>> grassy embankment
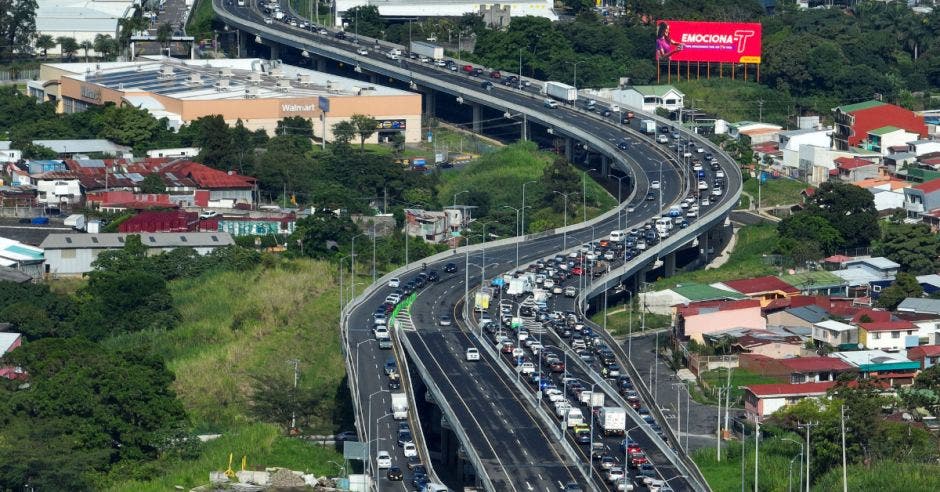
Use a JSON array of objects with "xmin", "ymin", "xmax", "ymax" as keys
[
  {"xmin": 743, "ymin": 176, "xmax": 808, "ymax": 208},
  {"xmin": 437, "ymin": 141, "xmax": 616, "ymax": 234},
  {"xmin": 105, "ymin": 260, "xmax": 348, "ymax": 490},
  {"xmin": 652, "ymin": 223, "xmax": 780, "ymax": 290}
]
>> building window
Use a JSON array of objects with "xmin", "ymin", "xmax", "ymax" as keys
[
  {"xmin": 873, "ymin": 332, "xmax": 881, "ymax": 340},
  {"xmin": 892, "ymin": 331, "xmax": 901, "ymax": 339},
  {"xmin": 872, "ymin": 285, "xmax": 882, "ymax": 292},
  {"xmin": 61, "ymin": 249, "xmax": 76, "ymax": 259},
  {"xmin": 791, "ymin": 374, "xmax": 806, "ymax": 384}
]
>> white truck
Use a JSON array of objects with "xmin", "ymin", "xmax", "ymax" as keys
[
  {"xmin": 64, "ymin": 214, "xmax": 86, "ymax": 231},
  {"xmin": 566, "ymin": 408, "xmax": 585, "ymax": 427},
  {"xmin": 506, "ymin": 277, "xmax": 531, "ymax": 297},
  {"xmin": 410, "ymin": 41, "xmax": 444, "ymax": 61},
  {"xmin": 391, "ymin": 393, "xmax": 409, "ymax": 420},
  {"xmin": 579, "ymin": 390, "xmax": 605, "ymax": 408},
  {"xmin": 543, "ymin": 81, "xmax": 578, "ymax": 104},
  {"xmin": 640, "ymin": 119, "xmax": 656, "ymax": 134},
  {"xmin": 597, "ymin": 406, "xmax": 627, "ymax": 436}
]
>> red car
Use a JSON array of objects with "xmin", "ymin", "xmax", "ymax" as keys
[
  {"xmin": 490, "ymin": 70, "xmax": 501, "ymax": 79},
  {"xmin": 462, "ymin": 64, "xmax": 474, "ymax": 73},
  {"xmin": 626, "ymin": 442, "xmax": 642, "ymax": 454},
  {"xmin": 571, "ymin": 266, "xmax": 584, "ymax": 276},
  {"xmin": 629, "ymin": 452, "xmax": 648, "ymax": 468}
]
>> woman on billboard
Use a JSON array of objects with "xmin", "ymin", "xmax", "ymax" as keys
[{"xmin": 656, "ymin": 22, "xmax": 683, "ymax": 60}]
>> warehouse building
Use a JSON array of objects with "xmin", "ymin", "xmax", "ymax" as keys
[
  {"xmin": 31, "ymin": 57, "xmax": 422, "ymax": 142},
  {"xmin": 33, "ymin": 0, "xmax": 134, "ymax": 57}
]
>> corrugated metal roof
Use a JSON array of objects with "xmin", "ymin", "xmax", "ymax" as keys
[
  {"xmin": 897, "ymin": 297, "xmax": 940, "ymax": 315},
  {"xmin": 40, "ymin": 232, "xmax": 234, "ymax": 250}
]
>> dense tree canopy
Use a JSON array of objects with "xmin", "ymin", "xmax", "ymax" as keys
[
  {"xmin": 803, "ymin": 181, "xmax": 880, "ymax": 249},
  {"xmin": 877, "ymin": 222, "xmax": 940, "ymax": 275}
]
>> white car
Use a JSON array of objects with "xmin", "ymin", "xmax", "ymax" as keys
[
  {"xmin": 263, "ymin": 17, "xmax": 273, "ymax": 24},
  {"xmin": 402, "ymin": 442, "xmax": 417, "ymax": 458},
  {"xmin": 388, "ymin": 277, "xmax": 400, "ymax": 288},
  {"xmin": 650, "ymin": 180, "xmax": 661, "ymax": 190},
  {"xmin": 552, "ymin": 285, "xmax": 564, "ymax": 295},
  {"xmin": 376, "ymin": 451, "xmax": 392, "ymax": 469},
  {"xmin": 543, "ymin": 279, "xmax": 555, "ymax": 289},
  {"xmin": 385, "ymin": 51, "xmax": 400, "ymax": 60},
  {"xmin": 692, "ymin": 162, "xmax": 703, "ymax": 172},
  {"xmin": 698, "ymin": 180, "xmax": 708, "ymax": 190},
  {"xmin": 696, "ymin": 146, "xmax": 705, "ymax": 153},
  {"xmin": 607, "ymin": 466, "xmax": 625, "ymax": 483},
  {"xmin": 518, "ymin": 362, "xmax": 535, "ymax": 374},
  {"xmin": 711, "ymin": 186, "xmax": 723, "ymax": 197},
  {"xmin": 716, "ymin": 169, "xmax": 726, "ymax": 178},
  {"xmin": 700, "ymin": 197, "xmax": 711, "ymax": 206},
  {"xmin": 466, "ymin": 347, "xmax": 480, "ymax": 361},
  {"xmin": 683, "ymin": 150, "xmax": 693, "ymax": 158},
  {"xmin": 356, "ymin": 47, "xmax": 369, "ymax": 55},
  {"xmin": 603, "ymin": 251, "xmax": 615, "ymax": 260},
  {"xmin": 435, "ymin": 59, "xmax": 446, "ymax": 66},
  {"xmin": 374, "ymin": 326, "xmax": 389, "ymax": 339}
]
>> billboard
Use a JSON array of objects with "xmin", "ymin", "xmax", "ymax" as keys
[{"xmin": 655, "ymin": 20, "xmax": 762, "ymax": 64}]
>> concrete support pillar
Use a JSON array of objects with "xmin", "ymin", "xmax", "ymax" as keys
[
  {"xmin": 472, "ymin": 103, "xmax": 482, "ymax": 133},
  {"xmin": 564, "ymin": 137, "xmax": 573, "ymax": 161},
  {"xmin": 423, "ymin": 90, "xmax": 436, "ymax": 117},
  {"xmin": 237, "ymin": 31, "xmax": 246, "ymax": 57},
  {"xmin": 521, "ymin": 113, "xmax": 528, "ymax": 141},
  {"xmin": 268, "ymin": 43, "xmax": 280, "ymax": 60},
  {"xmin": 315, "ymin": 56, "xmax": 326, "ymax": 71},
  {"xmin": 664, "ymin": 252, "xmax": 676, "ymax": 278},
  {"xmin": 130, "ymin": 41, "xmax": 136, "ymax": 60},
  {"xmin": 601, "ymin": 155, "xmax": 610, "ymax": 177},
  {"xmin": 189, "ymin": 42, "xmax": 195, "ymax": 60},
  {"xmin": 369, "ymin": 73, "xmax": 378, "ymax": 84}
]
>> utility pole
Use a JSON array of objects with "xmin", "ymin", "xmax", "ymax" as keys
[
  {"xmin": 754, "ymin": 419, "xmax": 760, "ymax": 492},
  {"xmin": 288, "ymin": 358, "xmax": 300, "ymax": 432},
  {"xmin": 757, "ymin": 98, "xmax": 764, "ymax": 122},
  {"xmin": 841, "ymin": 405, "xmax": 847, "ymax": 492},
  {"xmin": 716, "ymin": 387, "xmax": 722, "ymax": 462},
  {"xmin": 799, "ymin": 421, "xmax": 817, "ymax": 492}
]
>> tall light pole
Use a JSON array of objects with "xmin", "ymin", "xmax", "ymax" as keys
[
  {"xmin": 371, "ymin": 222, "xmax": 377, "ymax": 284},
  {"xmin": 503, "ymin": 205, "xmax": 526, "ymax": 270},
  {"xmin": 582, "ymin": 168, "xmax": 597, "ymax": 223},
  {"xmin": 366, "ymin": 390, "xmax": 389, "ymax": 489},
  {"xmin": 452, "ymin": 189, "xmax": 469, "ymax": 249},
  {"xmin": 288, "ymin": 358, "xmax": 300, "ymax": 432},
  {"xmin": 521, "ymin": 180, "xmax": 536, "ymax": 235},
  {"xmin": 565, "ymin": 60, "xmax": 585, "ymax": 92},
  {"xmin": 553, "ymin": 190, "xmax": 578, "ymax": 251},
  {"xmin": 782, "ymin": 438, "xmax": 804, "ymax": 492},
  {"xmin": 608, "ymin": 174, "xmax": 628, "ymax": 230},
  {"xmin": 350, "ymin": 233, "xmax": 365, "ymax": 298}
]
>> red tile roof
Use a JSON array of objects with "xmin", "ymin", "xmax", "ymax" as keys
[
  {"xmin": 907, "ymin": 345, "xmax": 940, "ymax": 360},
  {"xmin": 851, "ymin": 308, "xmax": 892, "ymax": 324},
  {"xmin": 723, "ymin": 276, "xmax": 801, "ymax": 296},
  {"xmin": 778, "ymin": 357, "xmax": 853, "ymax": 373},
  {"xmin": 835, "ymin": 157, "xmax": 875, "ymax": 170},
  {"xmin": 676, "ymin": 298, "xmax": 762, "ymax": 317},
  {"xmin": 746, "ymin": 381, "xmax": 837, "ymax": 397},
  {"xmin": 824, "ymin": 254, "xmax": 853, "ymax": 263},
  {"xmin": 860, "ymin": 320, "xmax": 916, "ymax": 332},
  {"xmin": 913, "ymin": 178, "xmax": 940, "ymax": 194}
]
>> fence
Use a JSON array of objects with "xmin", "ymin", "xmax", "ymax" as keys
[{"xmin": 0, "ymin": 68, "xmax": 39, "ymax": 82}]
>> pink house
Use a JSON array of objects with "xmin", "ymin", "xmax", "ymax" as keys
[
  {"xmin": 744, "ymin": 381, "xmax": 837, "ymax": 422},
  {"xmin": 0, "ymin": 332, "xmax": 23, "ymax": 379},
  {"xmin": 675, "ymin": 299, "xmax": 765, "ymax": 343}
]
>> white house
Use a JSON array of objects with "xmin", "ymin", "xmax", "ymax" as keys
[
  {"xmin": 866, "ymin": 126, "xmax": 920, "ymax": 156},
  {"xmin": 35, "ymin": 176, "xmax": 82, "ymax": 207},
  {"xmin": 869, "ymin": 188, "xmax": 906, "ymax": 213},
  {"xmin": 588, "ymin": 85, "xmax": 685, "ymax": 114},
  {"xmin": 908, "ymin": 139, "xmax": 940, "ymax": 157},
  {"xmin": 778, "ymin": 128, "xmax": 832, "ymax": 170},
  {"xmin": 730, "ymin": 121, "xmax": 784, "ymax": 145},
  {"xmin": 812, "ymin": 320, "xmax": 858, "ymax": 348},
  {"xmin": 40, "ymin": 232, "xmax": 235, "ymax": 275}
]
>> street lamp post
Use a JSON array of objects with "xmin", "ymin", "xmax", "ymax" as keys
[
  {"xmin": 502, "ymin": 205, "xmax": 527, "ymax": 271},
  {"xmin": 565, "ymin": 60, "xmax": 585, "ymax": 92},
  {"xmin": 371, "ymin": 222, "xmax": 377, "ymax": 284},
  {"xmin": 587, "ymin": 383, "xmax": 597, "ymax": 481},
  {"xmin": 366, "ymin": 391, "xmax": 389, "ymax": 488},
  {"xmin": 781, "ymin": 438, "xmax": 804, "ymax": 492},
  {"xmin": 608, "ymin": 174, "xmax": 628, "ymax": 230},
  {"xmin": 582, "ymin": 168, "xmax": 597, "ymax": 223},
  {"xmin": 553, "ymin": 190, "xmax": 577, "ymax": 251},
  {"xmin": 521, "ymin": 180, "xmax": 536, "ymax": 235},
  {"xmin": 350, "ymin": 233, "xmax": 365, "ymax": 298}
]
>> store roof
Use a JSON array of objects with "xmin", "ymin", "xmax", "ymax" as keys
[
  {"xmin": 40, "ymin": 232, "xmax": 234, "ymax": 250},
  {"xmin": 836, "ymin": 100, "xmax": 886, "ymax": 113},
  {"xmin": 670, "ymin": 283, "xmax": 744, "ymax": 302}
]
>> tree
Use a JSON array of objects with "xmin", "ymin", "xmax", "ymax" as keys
[
  {"xmin": 0, "ymin": 0, "xmax": 38, "ymax": 61},
  {"xmin": 777, "ymin": 212, "xmax": 845, "ymax": 255},
  {"xmin": 349, "ymin": 114, "xmax": 379, "ymax": 152},
  {"xmin": 287, "ymin": 214, "xmax": 359, "ymax": 259},
  {"xmin": 877, "ymin": 272, "xmax": 923, "ymax": 310},
  {"xmin": 275, "ymin": 115, "xmax": 313, "ymax": 138},
  {"xmin": 247, "ymin": 370, "xmax": 322, "ymax": 431},
  {"xmin": 93, "ymin": 33, "xmax": 117, "ymax": 61},
  {"xmin": 877, "ymin": 222, "xmax": 940, "ymax": 275},
  {"xmin": 78, "ymin": 39, "xmax": 93, "ymax": 61},
  {"xmin": 342, "ymin": 5, "xmax": 384, "ymax": 38},
  {"xmin": 390, "ymin": 132, "xmax": 406, "ymax": 157},
  {"xmin": 0, "ymin": 338, "xmax": 187, "ymax": 489},
  {"xmin": 55, "ymin": 36, "xmax": 78, "ymax": 60},
  {"xmin": 804, "ymin": 181, "xmax": 880, "ymax": 249},
  {"xmin": 191, "ymin": 115, "xmax": 235, "ymax": 170},
  {"xmin": 331, "ymin": 120, "xmax": 357, "ymax": 147},
  {"xmin": 540, "ymin": 156, "xmax": 580, "ymax": 213},
  {"xmin": 0, "ymin": 281, "xmax": 76, "ymax": 339},
  {"xmin": 138, "ymin": 172, "xmax": 165, "ymax": 194},
  {"xmin": 19, "ymin": 142, "xmax": 56, "ymax": 159},
  {"xmin": 34, "ymin": 33, "xmax": 53, "ymax": 60},
  {"xmin": 156, "ymin": 22, "xmax": 173, "ymax": 55},
  {"xmin": 97, "ymin": 104, "xmax": 161, "ymax": 150}
]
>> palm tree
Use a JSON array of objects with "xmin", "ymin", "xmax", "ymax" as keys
[
  {"xmin": 56, "ymin": 36, "xmax": 79, "ymax": 61},
  {"xmin": 157, "ymin": 23, "xmax": 174, "ymax": 56},
  {"xmin": 79, "ymin": 40, "xmax": 94, "ymax": 61},
  {"xmin": 35, "ymin": 34, "xmax": 55, "ymax": 61}
]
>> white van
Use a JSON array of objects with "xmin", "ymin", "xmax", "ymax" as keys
[
  {"xmin": 655, "ymin": 217, "xmax": 673, "ymax": 237},
  {"xmin": 609, "ymin": 230, "xmax": 625, "ymax": 242}
]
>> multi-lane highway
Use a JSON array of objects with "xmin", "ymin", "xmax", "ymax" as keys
[{"xmin": 213, "ymin": 2, "xmax": 740, "ymax": 490}]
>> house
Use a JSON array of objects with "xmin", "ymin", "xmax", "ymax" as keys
[
  {"xmin": 864, "ymin": 126, "xmax": 920, "ymax": 156},
  {"xmin": 0, "ymin": 237, "xmax": 45, "ymax": 279},
  {"xmin": 907, "ymin": 345, "xmax": 940, "ymax": 369},
  {"xmin": 831, "ymin": 257, "xmax": 899, "ymax": 298},
  {"xmin": 0, "ymin": 267, "xmax": 34, "ymax": 283},
  {"xmin": 832, "ymin": 100, "xmax": 927, "ymax": 151},
  {"xmin": 744, "ymin": 381, "xmax": 838, "ymax": 422},
  {"xmin": 590, "ymin": 85, "xmax": 685, "ymax": 113},
  {"xmin": 916, "ymin": 275, "xmax": 940, "ymax": 295},
  {"xmin": 812, "ymin": 320, "xmax": 858, "ymax": 349},
  {"xmin": 739, "ymin": 354, "xmax": 855, "ymax": 384},
  {"xmin": 704, "ymin": 327, "xmax": 804, "ymax": 358},
  {"xmin": 717, "ymin": 276, "xmax": 800, "ymax": 304},
  {"xmin": 118, "ymin": 211, "xmax": 207, "ymax": 233},
  {"xmin": 833, "ymin": 156, "xmax": 880, "ymax": 182},
  {"xmin": 779, "ymin": 271, "xmax": 848, "ymax": 296},
  {"xmin": 766, "ymin": 305, "xmax": 830, "ymax": 331},
  {"xmin": 858, "ymin": 320, "xmax": 919, "ymax": 351},
  {"xmin": 897, "ymin": 298, "xmax": 940, "ymax": 317},
  {"xmin": 674, "ymin": 299, "xmax": 765, "ymax": 343},
  {"xmin": 908, "ymin": 140, "xmax": 940, "ymax": 157},
  {"xmin": 730, "ymin": 121, "xmax": 784, "ymax": 145},
  {"xmin": 777, "ymin": 128, "xmax": 832, "ymax": 171},
  {"xmin": 40, "ymin": 232, "xmax": 235, "ymax": 275},
  {"xmin": 404, "ymin": 208, "xmax": 449, "ymax": 243},
  {"xmin": 832, "ymin": 349, "xmax": 919, "ymax": 384},
  {"xmin": 33, "ymin": 174, "xmax": 82, "ymax": 208},
  {"xmin": 640, "ymin": 282, "xmax": 744, "ymax": 315},
  {"xmin": 0, "ymin": 332, "xmax": 23, "ymax": 380}
]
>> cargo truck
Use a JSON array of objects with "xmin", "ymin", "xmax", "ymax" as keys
[
  {"xmin": 640, "ymin": 119, "xmax": 656, "ymax": 134},
  {"xmin": 566, "ymin": 408, "xmax": 585, "ymax": 427},
  {"xmin": 579, "ymin": 390, "xmax": 605, "ymax": 408},
  {"xmin": 410, "ymin": 41, "xmax": 444, "ymax": 61},
  {"xmin": 474, "ymin": 287, "xmax": 492, "ymax": 312},
  {"xmin": 391, "ymin": 393, "xmax": 409, "ymax": 420},
  {"xmin": 543, "ymin": 81, "xmax": 578, "ymax": 104},
  {"xmin": 597, "ymin": 406, "xmax": 627, "ymax": 436}
]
